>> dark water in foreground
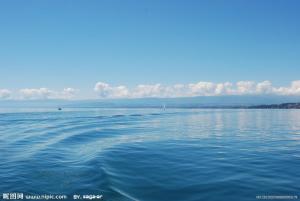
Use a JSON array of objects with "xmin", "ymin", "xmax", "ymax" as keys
[{"xmin": 0, "ymin": 109, "xmax": 300, "ymax": 201}]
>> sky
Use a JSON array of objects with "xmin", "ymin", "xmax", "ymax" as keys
[{"xmin": 0, "ymin": 0, "xmax": 300, "ymax": 99}]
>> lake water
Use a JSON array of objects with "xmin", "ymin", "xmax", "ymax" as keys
[{"xmin": 0, "ymin": 109, "xmax": 300, "ymax": 201}]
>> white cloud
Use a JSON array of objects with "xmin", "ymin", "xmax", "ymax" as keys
[
  {"xmin": 94, "ymin": 82, "xmax": 129, "ymax": 98},
  {"xmin": 94, "ymin": 80, "xmax": 300, "ymax": 99},
  {"xmin": 236, "ymin": 81, "xmax": 256, "ymax": 95},
  {"xmin": 188, "ymin": 82, "xmax": 216, "ymax": 96},
  {"xmin": 256, "ymin": 81, "xmax": 273, "ymax": 94},
  {"xmin": 132, "ymin": 84, "xmax": 166, "ymax": 98},
  {"xmin": 215, "ymin": 82, "xmax": 234, "ymax": 95},
  {"xmin": 273, "ymin": 81, "xmax": 300, "ymax": 96},
  {"xmin": 0, "ymin": 89, "xmax": 11, "ymax": 99},
  {"xmin": 20, "ymin": 88, "xmax": 53, "ymax": 100},
  {"xmin": 61, "ymin": 88, "xmax": 77, "ymax": 99},
  {"xmin": 19, "ymin": 87, "xmax": 77, "ymax": 100}
]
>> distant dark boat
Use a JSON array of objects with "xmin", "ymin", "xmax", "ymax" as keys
[{"xmin": 58, "ymin": 107, "xmax": 62, "ymax": 111}]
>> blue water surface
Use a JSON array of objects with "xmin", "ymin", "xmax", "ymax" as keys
[{"xmin": 0, "ymin": 109, "xmax": 300, "ymax": 201}]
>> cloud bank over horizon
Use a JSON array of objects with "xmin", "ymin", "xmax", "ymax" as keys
[
  {"xmin": 0, "ymin": 88, "xmax": 77, "ymax": 100},
  {"xmin": 19, "ymin": 88, "xmax": 77, "ymax": 100},
  {"xmin": 94, "ymin": 80, "xmax": 300, "ymax": 99},
  {"xmin": 1, "ymin": 80, "xmax": 300, "ymax": 100}
]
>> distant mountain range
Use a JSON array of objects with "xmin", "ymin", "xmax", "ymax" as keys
[{"xmin": 1, "ymin": 95, "xmax": 300, "ymax": 109}]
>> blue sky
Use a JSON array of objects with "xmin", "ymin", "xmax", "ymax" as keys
[{"xmin": 0, "ymin": 0, "xmax": 300, "ymax": 99}]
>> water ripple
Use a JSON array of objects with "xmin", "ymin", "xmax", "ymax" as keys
[{"xmin": 1, "ymin": 109, "xmax": 300, "ymax": 200}]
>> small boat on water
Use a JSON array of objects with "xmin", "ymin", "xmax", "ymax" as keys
[{"xmin": 58, "ymin": 107, "xmax": 62, "ymax": 111}]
